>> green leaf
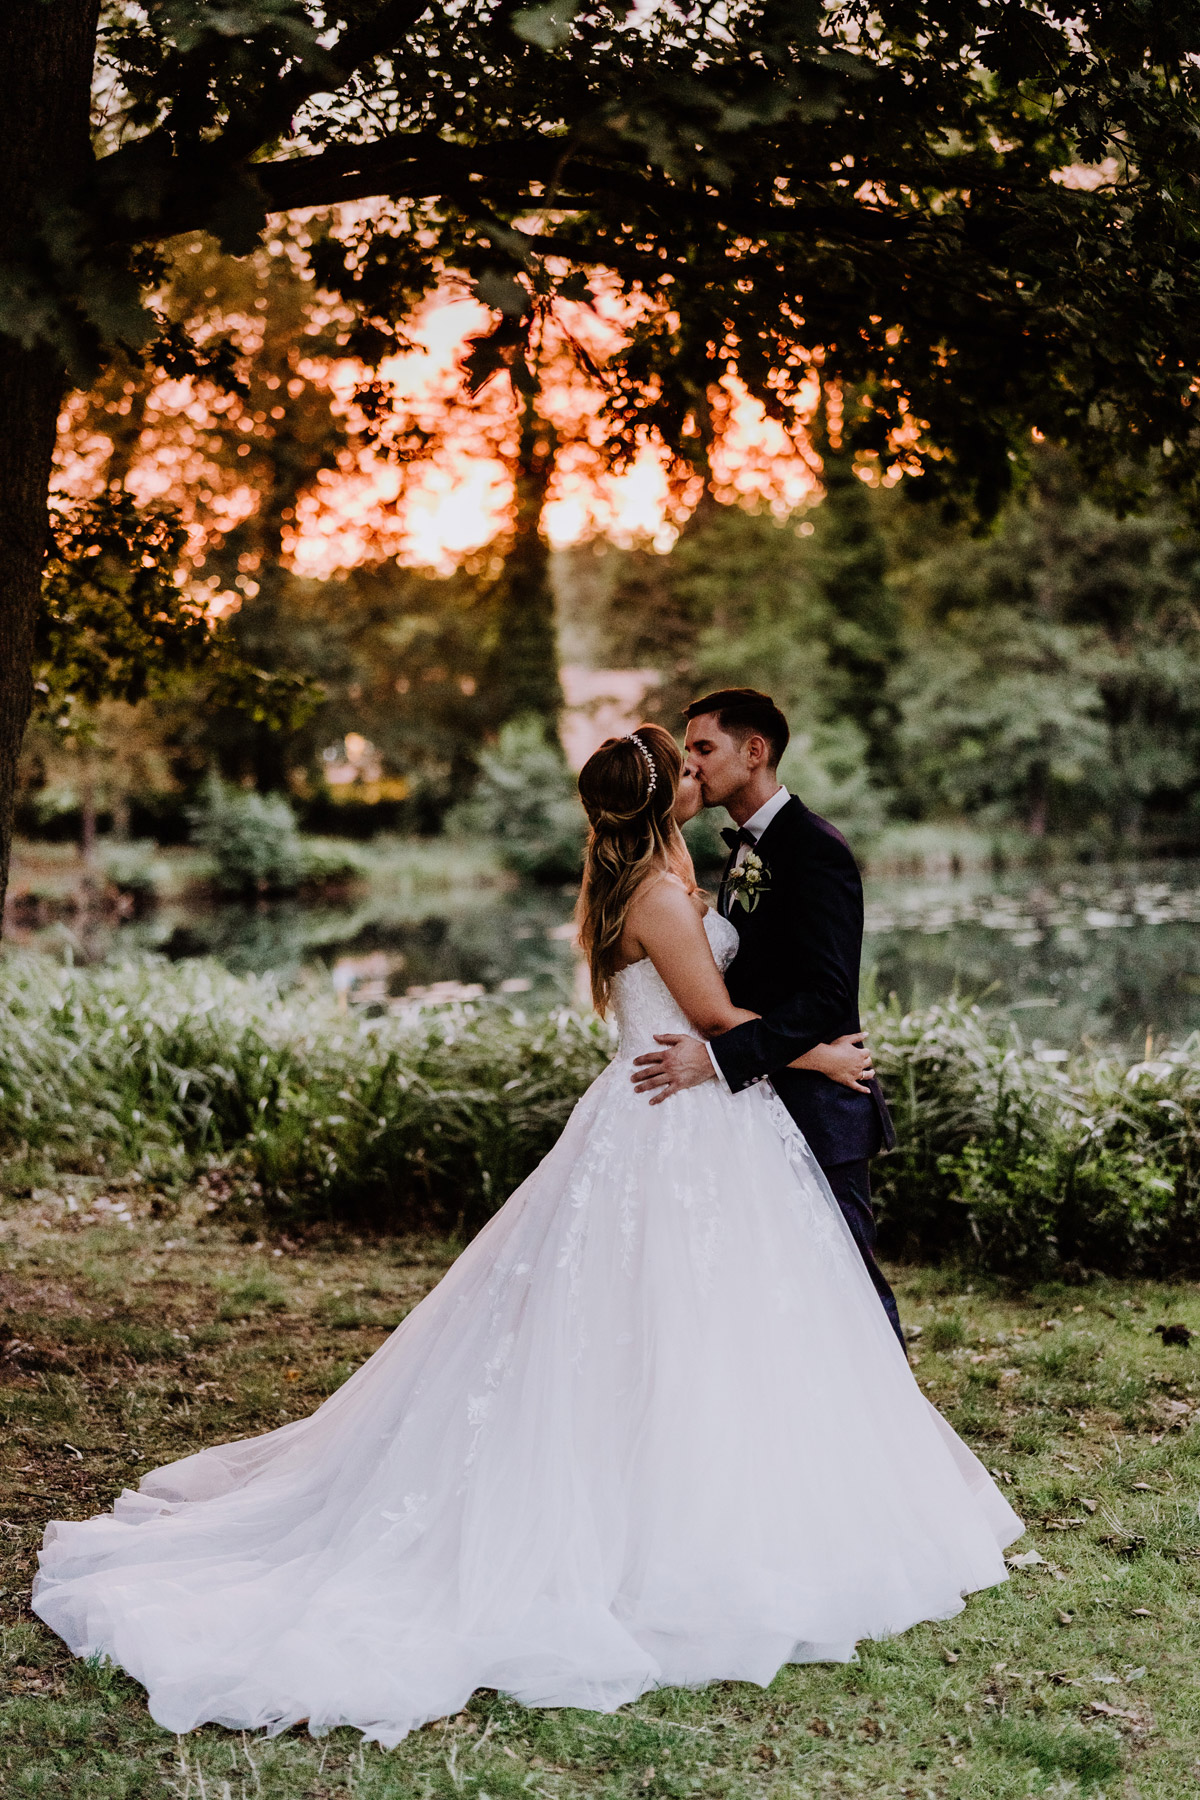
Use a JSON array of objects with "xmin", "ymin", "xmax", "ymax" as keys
[{"xmin": 512, "ymin": 0, "xmax": 581, "ymax": 53}]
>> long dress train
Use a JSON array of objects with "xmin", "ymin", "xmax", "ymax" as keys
[{"xmin": 33, "ymin": 911, "xmax": 1021, "ymax": 1745}]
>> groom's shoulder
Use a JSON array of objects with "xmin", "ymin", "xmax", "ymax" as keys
[{"xmin": 778, "ymin": 798, "xmax": 857, "ymax": 866}]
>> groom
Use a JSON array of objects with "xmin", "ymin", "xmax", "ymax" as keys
[{"xmin": 630, "ymin": 688, "xmax": 903, "ymax": 1348}]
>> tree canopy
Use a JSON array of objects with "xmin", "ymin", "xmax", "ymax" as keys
[
  {"xmin": 10, "ymin": 2, "xmax": 1200, "ymax": 512},
  {"xmin": 7, "ymin": 0, "xmax": 1200, "ymax": 918}
]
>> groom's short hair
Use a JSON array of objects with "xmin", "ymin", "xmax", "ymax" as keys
[{"xmin": 684, "ymin": 688, "xmax": 790, "ymax": 768}]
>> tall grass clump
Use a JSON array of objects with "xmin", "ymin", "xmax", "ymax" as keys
[
  {"xmin": 0, "ymin": 951, "xmax": 610, "ymax": 1231},
  {"xmin": 870, "ymin": 995, "xmax": 1200, "ymax": 1274},
  {"xmin": 2, "ymin": 952, "xmax": 1199, "ymax": 1272}
]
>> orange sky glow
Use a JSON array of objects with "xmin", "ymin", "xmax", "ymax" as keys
[
  {"xmin": 55, "ymin": 259, "xmax": 852, "ymax": 610},
  {"xmin": 285, "ymin": 292, "xmax": 825, "ymax": 577}
]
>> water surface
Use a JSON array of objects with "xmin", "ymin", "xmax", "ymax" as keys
[{"xmin": 28, "ymin": 860, "xmax": 1200, "ymax": 1049}]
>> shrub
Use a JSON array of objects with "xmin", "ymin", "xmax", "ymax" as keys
[
  {"xmin": 869, "ymin": 995, "xmax": 1200, "ymax": 1274},
  {"xmin": 447, "ymin": 716, "xmax": 586, "ymax": 882},
  {"xmin": 189, "ymin": 775, "xmax": 305, "ymax": 894},
  {"xmin": 2, "ymin": 953, "xmax": 1200, "ymax": 1275}
]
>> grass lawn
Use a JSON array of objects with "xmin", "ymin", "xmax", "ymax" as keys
[{"xmin": 3, "ymin": 1186, "xmax": 1200, "ymax": 1799}]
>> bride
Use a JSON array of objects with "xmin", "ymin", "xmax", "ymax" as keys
[{"xmin": 33, "ymin": 724, "xmax": 1022, "ymax": 1746}]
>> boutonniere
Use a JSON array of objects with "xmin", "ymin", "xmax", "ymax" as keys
[{"xmin": 725, "ymin": 849, "xmax": 770, "ymax": 914}]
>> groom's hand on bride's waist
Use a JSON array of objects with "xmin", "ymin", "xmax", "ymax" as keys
[{"xmin": 631, "ymin": 1035, "xmax": 716, "ymax": 1104}]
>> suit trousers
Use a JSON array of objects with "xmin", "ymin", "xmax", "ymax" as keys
[{"xmin": 822, "ymin": 1159, "xmax": 905, "ymax": 1353}]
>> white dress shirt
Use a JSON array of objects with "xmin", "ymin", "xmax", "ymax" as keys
[{"xmin": 705, "ymin": 786, "xmax": 790, "ymax": 1085}]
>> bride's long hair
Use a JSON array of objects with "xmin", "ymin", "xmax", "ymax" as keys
[{"xmin": 577, "ymin": 723, "xmax": 695, "ymax": 1016}]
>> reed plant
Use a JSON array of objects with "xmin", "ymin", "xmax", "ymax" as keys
[
  {"xmin": 870, "ymin": 997, "xmax": 1200, "ymax": 1274},
  {"xmin": 2, "ymin": 950, "xmax": 1199, "ymax": 1272},
  {"xmin": 0, "ymin": 952, "xmax": 611, "ymax": 1234}
]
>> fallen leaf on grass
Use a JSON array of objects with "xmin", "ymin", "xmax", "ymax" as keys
[
  {"xmin": 942, "ymin": 1649, "xmax": 959, "ymax": 1665},
  {"xmin": 1131, "ymin": 1608, "xmax": 1153, "ymax": 1618},
  {"xmin": 807, "ymin": 1718, "xmax": 831, "ymax": 1737},
  {"xmin": 1057, "ymin": 1610, "xmax": 1075, "ymax": 1626},
  {"xmin": 1089, "ymin": 1700, "xmax": 1145, "ymax": 1724},
  {"xmin": 1100, "ymin": 1532, "xmax": 1147, "ymax": 1554},
  {"xmin": 1153, "ymin": 1322, "xmax": 1192, "ymax": 1347},
  {"xmin": 1077, "ymin": 1497, "xmax": 1098, "ymax": 1513},
  {"xmin": 1007, "ymin": 1548, "xmax": 1046, "ymax": 1569}
]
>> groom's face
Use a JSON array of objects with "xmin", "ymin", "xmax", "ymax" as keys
[{"xmin": 684, "ymin": 715, "xmax": 756, "ymax": 807}]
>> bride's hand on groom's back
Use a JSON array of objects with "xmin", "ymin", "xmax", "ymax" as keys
[{"xmin": 791, "ymin": 1033, "xmax": 874, "ymax": 1092}]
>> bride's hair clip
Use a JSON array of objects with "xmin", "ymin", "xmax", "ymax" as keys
[{"xmin": 625, "ymin": 731, "xmax": 658, "ymax": 797}]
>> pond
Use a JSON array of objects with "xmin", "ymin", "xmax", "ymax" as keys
[
  {"xmin": 863, "ymin": 864, "xmax": 1200, "ymax": 1052},
  {"xmin": 22, "ymin": 859, "xmax": 1200, "ymax": 1050}
]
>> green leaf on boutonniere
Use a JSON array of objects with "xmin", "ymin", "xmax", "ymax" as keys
[{"xmin": 726, "ymin": 850, "xmax": 770, "ymax": 914}]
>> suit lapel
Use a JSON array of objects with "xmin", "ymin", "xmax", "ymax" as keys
[
  {"xmin": 752, "ymin": 794, "xmax": 803, "ymax": 862},
  {"xmin": 717, "ymin": 846, "xmax": 738, "ymax": 918},
  {"xmin": 730, "ymin": 796, "xmax": 800, "ymax": 930}
]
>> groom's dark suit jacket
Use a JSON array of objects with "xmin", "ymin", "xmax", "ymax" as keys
[{"xmin": 710, "ymin": 796, "xmax": 895, "ymax": 1169}]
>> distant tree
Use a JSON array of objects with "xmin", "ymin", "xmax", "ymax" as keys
[
  {"xmin": 565, "ymin": 493, "xmax": 889, "ymax": 843},
  {"xmin": 808, "ymin": 447, "xmax": 902, "ymax": 781},
  {"xmin": 587, "ymin": 499, "xmax": 829, "ymax": 724},
  {"xmin": 256, "ymin": 560, "xmax": 502, "ymax": 827},
  {"xmin": 6, "ymin": 4, "xmax": 1200, "ymax": 918},
  {"xmin": 58, "ymin": 223, "xmax": 362, "ymax": 792},
  {"xmin": 893, "ymin": 454, "xmax": 1200, "ymax": 839},
  {"xmin": 481, "ymin": 392, "xmax": 564, "ymax": 738}
]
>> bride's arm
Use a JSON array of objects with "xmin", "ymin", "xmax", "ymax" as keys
[
  {"xmin": 626, "ymin": 879, "xmax": 755, "ymax": 1037},
  {"xmin": 627, "ymin": 881, "xmax": 876, "ymax": 1101},
  {"xmin": 791, "ymin": 1033, "xmax": 874, "ymax": 1092}
]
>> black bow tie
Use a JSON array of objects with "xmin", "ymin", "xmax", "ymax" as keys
[{"xmin": 720, "ymin": 826, "xmax": 757, "ymax": 852}]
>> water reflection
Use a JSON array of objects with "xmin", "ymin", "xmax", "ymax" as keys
[
  {"xmin": 22, "ymin": 859, "xmax": 1200, "ymax": 1049},
  {"xmin": 863, "ymin": 864, "xmax": 1200, "ymax": 1048},
  {"xmin": 106, "ymin": 883, "xmax": 586, "ymax": 1013}
]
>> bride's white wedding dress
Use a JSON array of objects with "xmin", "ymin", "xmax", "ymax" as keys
[{"xmin": 34, "ymin": 911, "xmax": 1020, "ymax": 1745}]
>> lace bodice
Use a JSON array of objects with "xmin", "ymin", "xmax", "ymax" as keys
[{"xmin": 610, "ymin": 908, "xmax": 740, "ymax": 1058}]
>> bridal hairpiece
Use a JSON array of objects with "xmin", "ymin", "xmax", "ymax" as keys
[{"xmin": 625, "ymin": 731, "xmax": 658, "ymax": 796}]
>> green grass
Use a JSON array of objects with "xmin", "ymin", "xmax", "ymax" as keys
[{"xmin": 3, "ymin": 1191, "xmax": 1200, "ymax": 1797}]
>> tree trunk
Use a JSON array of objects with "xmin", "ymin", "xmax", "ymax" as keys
[
  {"xmin": 79, "ymin": 751, "xmax": 98, "ymax": 883},
  {"xmin": 1027, "ymin": 765, "xmax": 1048, "ymax": 838},
  {"xmin": 0, "ymin": 0, "xmax": 100, "ymax": 934},
  {"xmin": 487, "ymin": 393, "xmax": 564, "ymax": 738}
]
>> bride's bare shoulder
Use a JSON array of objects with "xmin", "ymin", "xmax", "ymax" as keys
[{"xmin": 627, "ymin": 871, "xmax": 707, "ymax": 928}]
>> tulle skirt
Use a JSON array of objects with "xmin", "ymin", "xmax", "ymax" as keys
[{"xmin": 33, "ymin": 1058, "xmax": 1021, "ymax": 1745}]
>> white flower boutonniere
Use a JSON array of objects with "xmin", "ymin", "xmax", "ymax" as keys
[{"xmin": 726, "ymin": 849, "xmax": 770, "ymax": 914}]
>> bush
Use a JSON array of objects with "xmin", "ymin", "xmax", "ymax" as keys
[
  {"xmin": 870, "ymin": 995, "xmax": 1200, "ymax": 1275},
  {"xmin": 97, "ymin": 839, "xmax": 166, "ymax": 903},
  {"xmin": 0, "ymin": 952, "xmax": 611, "ymax": 1233},
  {"xmin": 189, "ymin": 775, "xmax": 306, "ymax": 894},
  {"xmin": 2, "ymin": 953, "xmax": 1199, "ymax": 1275},
  {"xmin": 447, "ymin": 715, "xmax": 586, "ymax": 882}
]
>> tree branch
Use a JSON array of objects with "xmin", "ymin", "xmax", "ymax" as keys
[
  {"xmin": 252, "ymin": 132, "xmax": 916, "ymax": 244},
  {"xmin": 216, "ymin": 0, "xmax": 436, "ymax": 162}
]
